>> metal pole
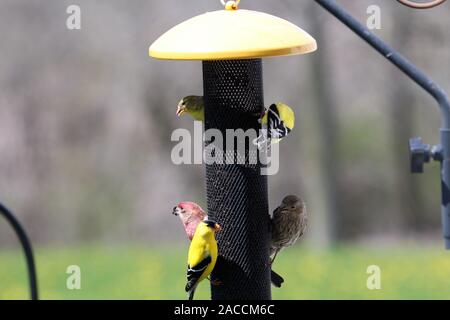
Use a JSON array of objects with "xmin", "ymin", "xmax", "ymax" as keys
[
  {"xmin": 314, "ymin": 0, "xmax": 450, "ymax": 248},
  {"xmin": 0, "ymin": 202, "xmax": 39, "ymax": 299},
  {"xmin": 203, "ymin": 59, "xmax": 271, "ymax": 299}
]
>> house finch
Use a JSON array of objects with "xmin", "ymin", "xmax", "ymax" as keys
[
  {"xmin": 172, "ymin": 201, "xmax": 285, "ymax": 288},
  {"xmin": 186, "ymin": 220, "xmax": 221, "ymax": 300},
  {"xmin": 253, "ymin": 103, "xmax": 295, "ymax": 151},
  {"xmin": 270, "ymin": 195, "xmax": 307, "ymax": 264},
  {"xmin": 172, "ymin": 202, "xmax": 207, "ymax": 240}
]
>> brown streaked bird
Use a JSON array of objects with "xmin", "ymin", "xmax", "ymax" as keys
[{"xmin": 270, "ymin": 195, "xmax": 307, "ymax": 265}]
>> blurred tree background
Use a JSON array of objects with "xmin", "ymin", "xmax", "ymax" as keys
[
  {"xmin": 0, "ymin": 0, "xmax": 448, "ymax": 247},
  {"xmin": 0, "ymin": 0, "xmax": 450, "ymax": 296}
]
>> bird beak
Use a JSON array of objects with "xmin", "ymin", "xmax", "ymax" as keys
[
  {"xmin": 172, "ymin": 206, "xmax": 180, "ymax": 216},
  {"xmin": 176, "ymin": 103, "xmax": 186, "ymax": 117},
  {"xmin": 214, "ymin": 223, "xmax": 221, "ymax": 232}
]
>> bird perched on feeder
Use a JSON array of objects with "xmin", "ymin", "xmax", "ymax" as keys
[
  {"xmin": 172, "ymin": 201, "xmax": 285, "ymax": 288},
  {"xmin": 176, "ymin": 96, "xmax": 205, "ymax": 121},
  {"xmin": 270, "ymin": 195, "xmax": 307, "ymax": 265},
  {"xmin": 176, "ymin": 96, "xmax": 294, "ymax": 150},
  {"xmin": 186, "ymin": 219, "xmax": 220, "ymax": 300},
  {"xmin": 253, "ymin": 103, "xmax": 295, "ymax": 151},
  {"xmin": 172, "ymin": 202, "xmax": 207, "ymax": 240},
  {"xmin": 176, "ymin": 95, "xmax": 265, "ymax": 121}
]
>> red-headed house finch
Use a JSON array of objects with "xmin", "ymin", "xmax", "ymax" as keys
[
  {"xmin": 172, "ymin": 201, "xmax": 285, "ymax": 288},
  {"xmin": 270, "ymin": 195, "xmax": 307, "ymax": 265},
  {"xmin": 172, "ymin": 202, "xmax": 207, "ymax": 241}
]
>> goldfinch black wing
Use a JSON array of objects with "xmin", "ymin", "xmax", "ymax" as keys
[
  {"xmin": 254, "ymin": 104, "xmax": 292, "ymax": 150},
  {"xmin": 185, "ymin": 255, "xmax": 212, "ymax": 293},
  {"xmin": 267, "ymin": 104, "xmax": 292, "ymax": 140}
]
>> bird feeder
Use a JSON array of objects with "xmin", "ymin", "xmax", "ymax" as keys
[{"xmin": 150, "ymin": 1, "xmax": 316, "ymax": 300}]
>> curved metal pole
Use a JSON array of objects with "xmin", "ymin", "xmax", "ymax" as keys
[
  {"xmin": 397, "ymin": 0, "xmax": 447, "ymax": 10},
  {"xmin": 0, "ymin": 202, "xmax": 39, "ymax": 299},
  {"xmin": 314, "ymin": 0, "xmax": 450, "ymax": 248}
]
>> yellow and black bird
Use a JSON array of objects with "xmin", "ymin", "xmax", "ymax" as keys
[
  {"xmin": 254, "ymin": 103, "xmax": 295, "ymax": 151},
  {"xmin": 177, "ymin": 97, "xmax": 295, "ymax": 151},
  {"xmin": 186, "ymin": 219, "xmax": 221, "ymax": 300}
]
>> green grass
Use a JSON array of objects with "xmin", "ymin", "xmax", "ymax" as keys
[{"xmin": 1, "ymin": 245, "xmax": 450, "ymax": 299}]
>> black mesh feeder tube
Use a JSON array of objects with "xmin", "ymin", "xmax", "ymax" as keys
[
  {"xmin": 149, "ymin": 2, "xmax": 317, "ymax": 299},
  {"xmin": 203, "ymin": 59, "xmax": 270, "ymax": 299}
]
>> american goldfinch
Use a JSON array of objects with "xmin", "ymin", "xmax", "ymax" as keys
[
  {"xmin": 172, "ymin": 202, "xmax": 207, "ymax": 240},
  {"xmin": 270, "ymin": 195, "xmax": 307, "ymax": 265},
  {"xmin": 254, "ymin": 103, "xmax": 295, "ymax": 151},
  {"xmin": 172, "ymin": 201, "xmax": 285, "ymax": 288},
  {"xmin": 176, "ymin": 96, "xmax": 205, "ymax": 121},
  {"xmin": 176, "ymin": 95, "xmax": 265, "ymax": 122},
  {"xmin": 186, "ymin": 219, "xmax": 220, "ymax": 300}
]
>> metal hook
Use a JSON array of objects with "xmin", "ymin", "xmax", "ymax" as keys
[
  {"xmin": 397, "ymin": 0, "xmax": 447, "ymax": 9},
  {"xmin": 220, "ymin": 0, "xmax": 240, "ymax": 10}
]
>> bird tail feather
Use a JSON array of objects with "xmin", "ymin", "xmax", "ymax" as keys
[
  {"xmin": 271, "ymin": 270, "xmax": 284, "ymax": 288},
  {"xmin": 188, "ymin": 289, "xmax": 195, "ymax": 300}
]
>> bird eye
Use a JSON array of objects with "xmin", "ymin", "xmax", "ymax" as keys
[{"xmin": 291, "ymin": 206, "xmax": 295, "ymax": 209}]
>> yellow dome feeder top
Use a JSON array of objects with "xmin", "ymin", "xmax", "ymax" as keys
[{"xmin": 149, "ymin": 3, "xmax": 317, "ymax": 61}]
